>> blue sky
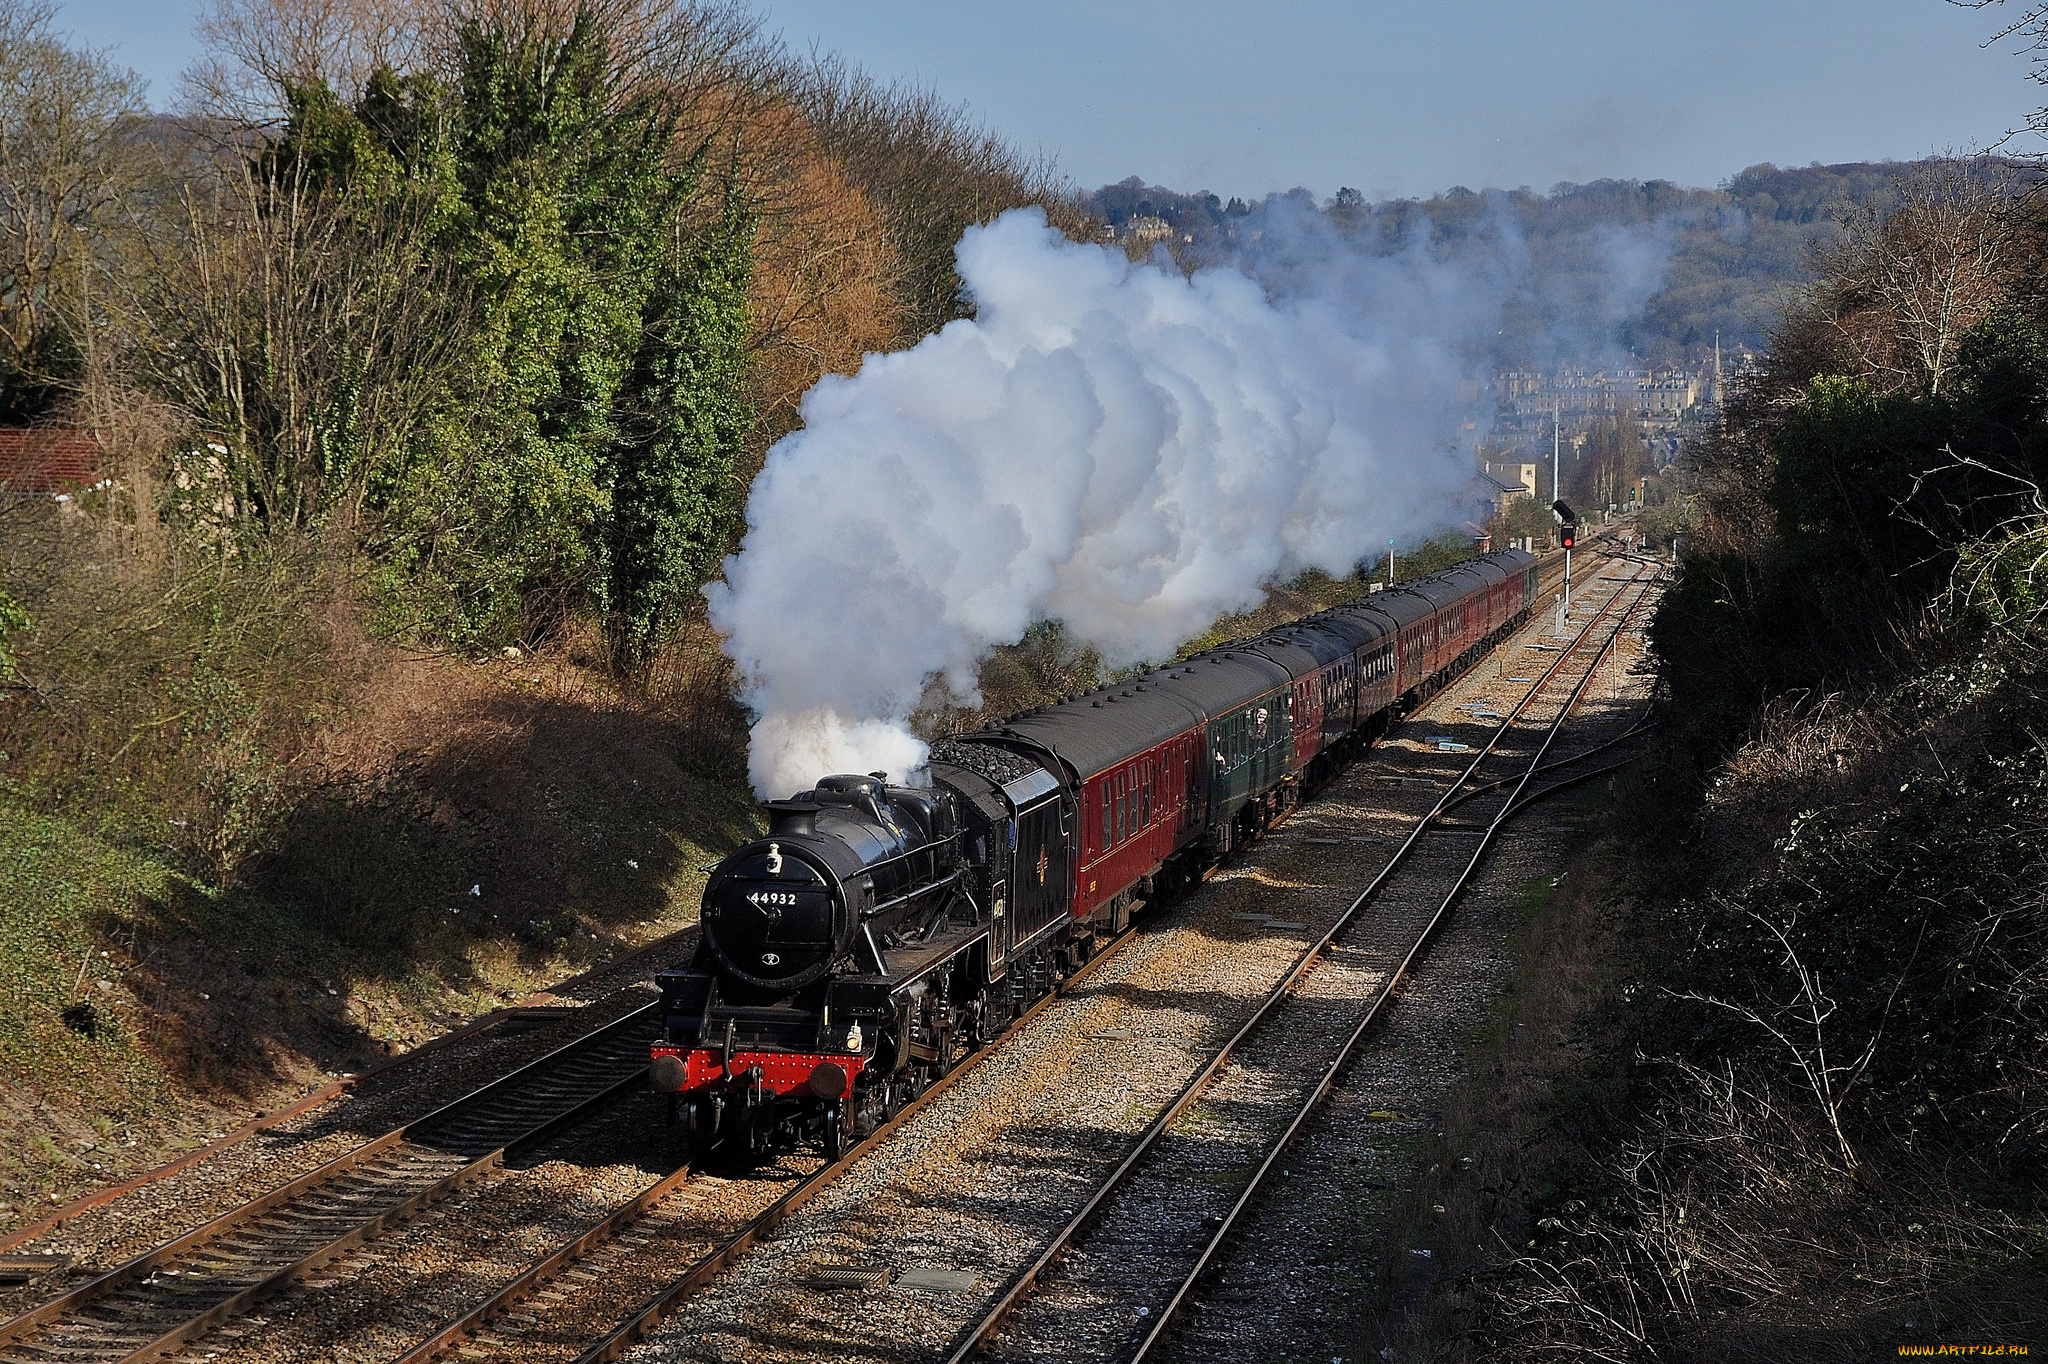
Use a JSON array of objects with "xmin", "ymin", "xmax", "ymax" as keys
[{"xmin": 56, "ymin": 0, "xmax": 2048, "ymax": 199}]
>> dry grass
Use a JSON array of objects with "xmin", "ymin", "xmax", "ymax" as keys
[
  {"xmin": 0, "ymin": 469, "xmax": 765, "ymax": 1221},
  {"xmin": 1379, "ymin": 649, "xmax": 2048, "ymax": 1362}
]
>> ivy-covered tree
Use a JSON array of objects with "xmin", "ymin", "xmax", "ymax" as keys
[
  {"xmin": 267, "ymin": 6, "xmax": 751, "ymax": 660},
  {"xmin": 605, "ymin": 169, "xmax": 754, "ymax": 668}
]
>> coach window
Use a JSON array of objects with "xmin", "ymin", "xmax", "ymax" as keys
[
  {"xmin": 1142, "ymin": 765, "xmax": 1153, "ymax": 827},
  {"xmin": 1099, "ymin": 786, "xmax": 1110, "ymax": 853}
]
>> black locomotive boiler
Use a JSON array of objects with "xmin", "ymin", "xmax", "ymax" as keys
[{"xmin": 651, "ymin": 549, "xmax": 1540, "ymax": 1158}]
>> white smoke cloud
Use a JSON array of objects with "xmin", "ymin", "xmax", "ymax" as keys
[{"xmin": 709, "ymin": 207, "xmax": 1537, "ymax": 799}]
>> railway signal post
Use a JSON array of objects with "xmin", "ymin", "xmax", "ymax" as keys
[{"xmin": 1552, "ymin": 499, "xmax": 1579, "ymax": 620}]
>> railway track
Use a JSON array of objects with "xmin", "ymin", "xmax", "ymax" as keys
[
  {"xmin": 0, "ymin": 1004, "xmax": 661, "ymax": 1364},
  {"xmin": 373, "ymin": 547, "xmax": 1650, "ymax": 1364},
  {"xmin": 0, "ymin": 918, "xmax": 716, "ymax": 1271},
  {"xmin": 386, "ymin": 906, "xmax": 1142, "ymax": 1364},
  {"xmin": 1, "ymin": 542, "xmax": 1642, "ymax": 1364},
  {"xmin": 947, "ymin": 558, "xmax": 1660, "ymax": 1364},
  {"xmin": 0, "ymin": 535, "xmax": 1607, "ymax": 1278}
]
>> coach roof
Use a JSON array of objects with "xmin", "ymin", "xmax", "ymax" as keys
[
  {"xmin": 996, "ymin": 684, "xmax": 1205, "ymax": 780},
  {"xmin": 1239, "ymin": 627, "xmax": 1344, "ymax": 680}
]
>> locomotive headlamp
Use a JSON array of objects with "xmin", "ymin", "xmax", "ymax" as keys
[{"xmin": 845, "ymin": 1023, "xmax": 863, "ymax": 1053}]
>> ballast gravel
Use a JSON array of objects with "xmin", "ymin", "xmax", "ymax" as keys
[{"xmin": 1163, "ymin": 569, "xmax": 1661, "ymax": 1363}]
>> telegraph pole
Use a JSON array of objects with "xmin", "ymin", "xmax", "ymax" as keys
[{"xmin": 1387, "ymin": 539, "xmax": 1396, "ymax": 585}]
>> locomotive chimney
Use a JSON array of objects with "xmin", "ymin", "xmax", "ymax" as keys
[{"xmin": 766, "ymin": 800, "xmax": 821, "ymax": 837}]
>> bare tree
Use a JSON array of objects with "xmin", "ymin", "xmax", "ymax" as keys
[
  {"xmin": 0, "ymin": 0, "xmax": 156, "ymax": 413},
  {"xmin": 106, "ymin": 159, "xmax": 472, "ymax": 534},
  {"xmin": 186, "ymin": 0, "xmax": 767, "ymax": 121},
  {"xmin": 186, "ymin": 0, "xmax": 428, "ymax": 121},
  {"xmin": 1812, "ymin": 158, "xmax": 2018, "ymax": 396},
  {"xmin": 782, "ymin": 51, "xmax": 1092, "ymax": 340}
]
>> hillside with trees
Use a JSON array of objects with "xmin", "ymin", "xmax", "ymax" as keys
[{"xmin": 1085, "ymin": 159, "xmax": 2027, "ymax": 369}]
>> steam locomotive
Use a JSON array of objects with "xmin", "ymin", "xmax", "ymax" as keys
[{"xmin": 650, "ymin": 549, "xmax": 1540, "ymax": 1158}]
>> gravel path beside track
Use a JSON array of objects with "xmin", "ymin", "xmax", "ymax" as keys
[{"xmin": 1156, "ymin": 563, "xmax": 1660, "ymax": 1364}]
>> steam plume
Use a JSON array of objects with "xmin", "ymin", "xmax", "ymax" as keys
[{"xmin": 710, "ymin": 207, "xmax": 1524, "ymax": 798}]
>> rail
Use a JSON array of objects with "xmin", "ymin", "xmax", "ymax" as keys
[{"xmin": 0, "ymin": 1002, "xmax": 662, "ymax": 1363}]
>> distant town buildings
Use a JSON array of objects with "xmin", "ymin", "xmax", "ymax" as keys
[
  {"xmin": 1473, "ymin": 465, "xmax": 1529, "ymax": 522},
  {"xmin": 1117, "ymin": 216, "xmax": 1176, "ymax": 246},
  {"xmin": 1475, "ymin": 352, "xmax": 1757, "ymax": 469},
  {"xmin": 1483, "ymin": 460, "xmax": 1538, "ymax": 501},
  {"xmin": 1495, "ymin": 367, "xmax": 1704, "ymax": 421}
]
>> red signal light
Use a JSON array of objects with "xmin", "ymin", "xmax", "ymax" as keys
[{"xmin": 1560, "ymin": 528, "xmax": 1576, "ymax": 550}]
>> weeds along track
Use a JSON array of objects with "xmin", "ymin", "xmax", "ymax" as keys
[
  {"xmin": 0, "ymin": 920, "xmax": 712, "ymax": 1267},
  {"xmin": 0, "ymin": 1005, "xmax": 661, "ymax": 1364},
  {"xmin": 950, "ymin": 561, "xmax": 1661, "ymax": 1364}
]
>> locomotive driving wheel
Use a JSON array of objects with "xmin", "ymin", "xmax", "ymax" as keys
[{"xmin": 823, "ymin": 1100, "xmax": 848, "ymax": 1161}]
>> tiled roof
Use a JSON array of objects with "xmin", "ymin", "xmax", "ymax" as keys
[{"xmin": 0, "ymin": 429, "xmax": 101, "ymax": 493}]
